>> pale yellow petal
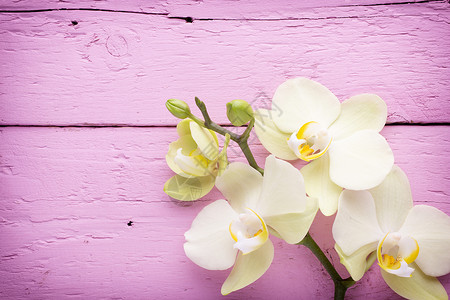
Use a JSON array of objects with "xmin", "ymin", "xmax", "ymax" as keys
[
  {"xmin": 163, "ymin": 174, "xmax": 215, "ymax": 201},
  {"xmin": 332, "ymin": 190, "xmax": 384, "ymax": 255},
  {"xmin": 189, "ymin": 121, "xmax": 219, "ymax": 161},
  {"xmin": 328, "ymin": 94, "xmax": 387, "ymax": 140},
  {"xmin": 221, "ymin": 239, "xmax": 274, "ymax": 295},
  {"xmin": 400, "ymin": 205, "xmax": 450, "ymax": 277},
  {"xmin": 166, "ymin": 135, "xmax": 198, "ymax": 176},
  {"xmin": 264, "ymin": 196, "xmax": 318, "ymax": 244},
  {"xmin": 300, "ymin": 153, "xmax": 342, "ymax": 216},
  {"xmin": 328, "ymin": 130, "xmax": 394, "ymax": 190},
  {"xmin": 335, "ymin": 242, "xmax": 377, "ymax": 281},
  {"xmin": 176, "ymin": 119, "xmax": 193, "ymax": 137},
  {"xmin": 184, "ymin": 200, "xmax": 239, "ymax": 270},
  {"xmin": 254, "ymin": 109, "xmax": 298, "ymax": 160},
  {"xmin": 271, "ymin": 77, "xmax": 341, "ymax": 133},
  {"xmin": 257, "ymin": 155, "xmax": 307, "ymax": 217},
  {"xmin": 369, "ymin": 165, "xmax": 413, "ymax": 233},
  {"xmin": 215, "ymin": 162, "xmax": 263, "ymax": 213},
  {"xmin": 381, "ymin": 263, "xmax": 448, "ymax": 300},
  {"xmin": 217, "ymin": 134, "xmax": 230, "ymax": 176}
]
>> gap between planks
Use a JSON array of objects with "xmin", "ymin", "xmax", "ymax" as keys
[
  {"xmin": 0, "ymin": 0, "xmax": 446, "ymax": 22},
  {"xmin": 0, "ymin": 123, "xmax": 450, "ymax": 128}
]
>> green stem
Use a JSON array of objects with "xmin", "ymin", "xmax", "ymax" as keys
[
  {"xmin": 298, "ymin": 233, "xmax": 355, "ymax": 300},
  {"xmin": 237, "ymin": 118, "xmax": 264, "ymax": 175},
  {"xmin": 241, "ymin": 118, "xmax": 255, "ymax": 140},
  {"xmin": 191, "ymin": 97, "xmax": 264, "ymax": 175}
]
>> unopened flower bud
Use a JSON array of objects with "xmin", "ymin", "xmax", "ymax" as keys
[
  {"xmin": 226, "ymin": 100, "xmax": 254, "ymax": 126},
  {"xmin": 166, "ymin": 99, "xmax": 191, "ymax": 119}
]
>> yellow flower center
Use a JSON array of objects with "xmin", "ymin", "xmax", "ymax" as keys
[
  {"xmin": 287, "ymin": 121, "xmax": 332, "ymax": 161},
  {"xmin": 228, "ymin": 208, "xmax": 269, "ymax": 255},
  {"xmin": 377, "ymin": 232, "xmax": 419, "ymax": 277}
]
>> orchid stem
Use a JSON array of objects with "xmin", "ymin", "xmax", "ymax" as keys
[
  {"xmin": 190, "ymin": 97, "xmax": 264, "ymax": 175},
  {"xmin": 298, "ymin": 233, "xmax": 355, "ymax": 300}
]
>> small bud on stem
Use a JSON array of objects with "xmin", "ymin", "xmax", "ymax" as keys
[
  {"xmin": 226, "ymin": 100, "xmax": 254, "ymax": 126},
  {"xmin": 166, "ymin": 99, "xmax": 191, "ymax": 119}
]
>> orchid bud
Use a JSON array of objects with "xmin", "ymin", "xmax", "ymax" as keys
[
  {"xmin": 226, "ymin": 100, "xmax": 254, "ymax": 126},
  {"xmin": 166, "ymin": 99, "xmax": 191, "ymax": 119}
]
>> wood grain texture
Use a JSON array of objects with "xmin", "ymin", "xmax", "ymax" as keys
[
  {"xmin": 1, "ymin": 0, "xmax": 444, "ymax": 14},
  {"xmin": 0, "ymin": 126, "xmax": 449, "ymax": 299},
  {"xmin": 1, "ymin": 1, "xmax": 450, "ymax": 299},
  {"xmin": 0, "ymin": 1, "xmax": 449, "ymax": 125}
]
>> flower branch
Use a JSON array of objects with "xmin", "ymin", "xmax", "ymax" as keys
[
  {"xmin": 298, "ymin": 233, "xmax": 355, "ymax": 300},
  {"xmin": 193, "ymin": 97, "xmax": 264, "ymax": 175}
]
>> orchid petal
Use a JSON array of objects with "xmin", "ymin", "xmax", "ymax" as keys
[
  {"xmin": 400, "ymin": 205, "xmax": 450, "ymax": 277},
  {"xmin": 221, "ymin": 239, "xmax": 274, "ymax": 295},
  {"xmin": 217, "ymin": 134, "xmax": 230, "ymax": 176},
  {"xmin": 370, "ymin": 165, "xmax": 413, "ymax": 232},
  {"xmin": 215, "ymin": 162, "xmax": 263, "ymax": 213},
  {"xmin": 264, "ymin": 196, "xmax": 318, "ymax": 244},
  {"xmin": 166, "ymin": 135, "xmax": 198, "ymax": 176},
  {"xmin": 176, "ymin": 119, "xmax": 192, "ymax": 137},
  {"xmin": 381, "ymin": 263, "xmax": 448, "ymax": 300},
  {"xmin": 254, "ymin": 109, "xmax": 298, "ymax": 160},
  {"xmin": 271, "ymin": 77, "xmax": 341, "ymax": 133},
  {"xmin": 335, "ymin": 242, "xmax": 377, "ymax": 281},
  {"xmin": 328, "ymin": 130, "xmax": 394, "ymax": 190},
  {"xmin": 190, "ymin": 121, "xmax": 219, "ymax": 161},
  {"xmin": 328, "ymin": 94, "xmax": 387, "ymax": 140},
  {"xmin": 300, "ymin": 153, "xmax": 343, "ymax": 216},
  {"xmin": 333, "ymin": 190, "xmax": 384, "ymax": 256},
  {"xmin": 164, "ymin": 174, "xmax": 215, "ymax": 201},
  {"xmin": 257, "ymin": 155, "xmax": 307, "ymax": 217},
  {"xmin": 184, "ymin": 200, "xmax": 239, "ymax": 270}
]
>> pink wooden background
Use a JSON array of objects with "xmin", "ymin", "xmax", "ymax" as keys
[{"xmin": 1, "ymin": 1, "xmax": 449, "ymax": 299}]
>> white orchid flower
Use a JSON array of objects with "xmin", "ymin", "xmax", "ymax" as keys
[
  {"xmin": 254, "ymin": 77, "xmax": 394, "ymax": 215},
  {"xmin": 164, "ymin": 119, "xmax": 229, "ymax": 201},
  {"xmin": 184, "ymin": 155, "xmax": 318, "ymax": 295},
  {"xmin": 333, "ymin": 165, "xmax": 450, "ymax": 300}
]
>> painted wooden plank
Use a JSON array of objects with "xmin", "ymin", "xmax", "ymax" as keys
[
  {"xmin": 167, "ymin": 0, "xmax": 449, "ymax": 20},
  {"xmin": 0, "ymin": 0, "xmax": 443, "ymax": 15},
  {"xmin": 0, "ymin": 2, "xmax": 449, "ymax": 126},
  {"xmin": 1, "ymin": 125, "xmax": 449, "ymax": 299},
  {"xmin": 0, "ymin": 0, "xmax": 168, "ymax": 14}
]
